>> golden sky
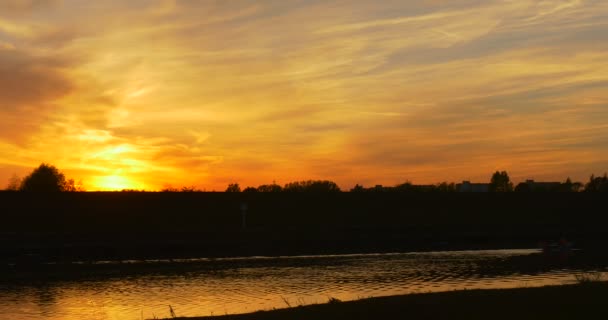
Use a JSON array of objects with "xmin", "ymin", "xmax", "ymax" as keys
[{"xmin": 1, "ymin": 0, "xmax": 607, "ymax": 190}]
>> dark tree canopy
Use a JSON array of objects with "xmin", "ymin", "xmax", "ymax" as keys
[
  {"xmin": 225, "ymin": 183, "xmax": 241, "ymax": 192},
  {"xmin": 514, "ymin": 177, "xmax": 582, "ymax": 192},
  {"xmin": 19, "ymin": 163, "xmax": 76, "ymax": 192},
  {"xmin": 489, "ymin": 171, "xmax": 513, "ymax": 192},
  {"xmin": 348, "ymin": 182, "xmax": 455, "ymax": 192},
  {"xmin": 257, "ymin": 184, "xmax": 282, "ymax": 192},
  {"xmin": 350, "ymin": 184, "xmax": 365, "ymax": 192},
  {"xmin": 393, "ymin": 181, "xmax": 414, "ymax": 192},
  {"xmin": 283, "ymin": 180, "xmax": 341, "ymax": 192},
  {"xmin": 584, "ymin": 174, "xmax": 608, "ymax": 192},
  {"xmin": 436, "ymin": 182, "xmax": 457, "ymax": 192},
  {"xmin": 559, "ymin": 177, "xmax": 582, "ymax": 192},
  {"xmin": 242, "ymin": 186, "xmax": 258, "ymax": 193}
]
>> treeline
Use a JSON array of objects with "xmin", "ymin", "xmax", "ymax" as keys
[
  {"xmin": 221, "ymin": 180, "xmax": 342, "ymax": 193},
  {"xmin": 583, "ymin": 174, "xmax": 608, "ymax": 192},
  {"xmin": 4, "ymin": 164, "xmax": 608, "ymax": 193},
  {"xmin": 217, "ymin": 171, "xmax": 608, "ymax": 193},
  {"xmin": 162, "ymin": 180, "xmax": 342, "ymax": 193}
]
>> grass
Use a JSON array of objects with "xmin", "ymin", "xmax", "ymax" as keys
[
  {"xmin": 327, "ymin": 297, "xmax": 342, "ymax": 304},
  {"xmin": 169, "ymin": 305, "xmax": 177, "ymax": 318},
  {"xmin": 162, "ymin": 283, "xmax": 608, "ymax": 320},
  {"xmin": 280, "ymin": 297, "xmax": 291, "ymax": 308}
]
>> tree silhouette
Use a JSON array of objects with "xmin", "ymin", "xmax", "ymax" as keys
[
  {"xmin": 350, "ymin": 184, "xmax": 365, "ymax": 192},
  {"xmin": 283, "ymin": 180, "xmax": 341, "ymax": 192},
  {"xmin": 226, "ymin": 183, "xmax": 241, "ymax": 192},
  {"xmin": 571, "ymin": 181, "xmax": 583, "ymax": 192},
  {"xmin": 436, "ymin": 182, "xmax": 456, "ymax": 192},
  {"xmin": 63, "ymin": 178, "xmax": 83, "ymax": 192},
  {"xmin": 257, "ymin": 183, "xmax": 282, "ymax": 192},
  {"xmin": 19, "ymin": 163, "xmax": 77, "ymax": 192},
  {"xmin": 393, "ymin": 181, "xmax": 414, "ymax": 192},
  {"xmin": 489, "ymin": 171, "xmax": 513, "ymax": 192},
  {"xmin": 560, "ymin": 177, "xmax": 582, "ymax": 192},
  {"xmin": 243, "ymin": 186, "xmax": 258, "ymax": 193},
  {"xmin": 584, "ymin": 173, "xmax": 608, "ymax": 192}
]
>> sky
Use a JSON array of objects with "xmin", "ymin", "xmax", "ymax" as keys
[{"xmin": 1, "ymin": 0, "xmax": 607, "ymax": 191}]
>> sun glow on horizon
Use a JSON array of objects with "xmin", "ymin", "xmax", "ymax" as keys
[
  {"xmin": 92, "ymin": 175, "xmax": 146, "ymax": 191},
  {"xmin": 1, "ymin": 1, "xmax": 608, "ymax": 191}
]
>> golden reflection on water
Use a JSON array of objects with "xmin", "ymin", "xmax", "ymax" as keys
[{"xmin": 1, "ymin": 250, "xmax": 605, "ymax": 320}]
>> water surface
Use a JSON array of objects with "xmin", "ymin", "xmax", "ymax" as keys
[{"xmin": 1, "ymin": 249, "xmax": 605, "ymax": 320}]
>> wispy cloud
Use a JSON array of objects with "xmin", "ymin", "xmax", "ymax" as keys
[
  {"xmin": 1, "ymin": 0, "xmax": 607, "ymax": 189},
  {"xmin": 0, "ymin": 0, "xmax": 62, "ymax": 15}
]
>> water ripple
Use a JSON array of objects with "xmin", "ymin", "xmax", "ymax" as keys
[{"xmin": 1, "ymin": 249, "xmax": 606, "ymax": 320}]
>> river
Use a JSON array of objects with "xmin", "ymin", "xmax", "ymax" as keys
[{"xmin": 1, "ymin": 249, "xmax": 606, "ymax": 320}]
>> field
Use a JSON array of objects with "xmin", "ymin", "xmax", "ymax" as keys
[{"xmin": 1, "ymin": 192, "xmax": 607, "ymax": 262}]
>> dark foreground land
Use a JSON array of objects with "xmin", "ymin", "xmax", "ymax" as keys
[
  {"xmin": 168, "ymin": 283, "xmax": 608, "ymax": 320},
  {"xmin": 1, "ymin": 192, "xmax": 607, "ymax": 263}
]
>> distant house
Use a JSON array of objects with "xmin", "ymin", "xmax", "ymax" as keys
[
  {"xmin": 457, "ymin": 181, "xmax": 489, "ymax": 192},
  {"xmin": 520, "ymin": 180, "xmax": 562, "ymax": 192}
]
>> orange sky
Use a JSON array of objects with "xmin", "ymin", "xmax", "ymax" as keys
[{"xmin": 1, "ymin": 0, "xmax": 607, "ymax": 191}]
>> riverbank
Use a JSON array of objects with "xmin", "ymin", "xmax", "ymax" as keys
[
  {"xmin": 169, "ymin": 283, "xmax": 608, "ymax": 320},
  {"xmin": 2, "ymin": 192, "xmax": 607, "ymax": 264}
]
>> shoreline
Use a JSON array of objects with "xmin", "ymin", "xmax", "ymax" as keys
[
  {"xmin": 166, "ymin": 282, "xmax": 608, "ymax": 320},
  {"xmin": 2, "ymin": 192, "xmax": 606, "ymax": 265}
]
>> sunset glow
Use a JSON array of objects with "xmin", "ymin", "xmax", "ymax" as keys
[
  {"xmin": 1, "ymin": 0, "xmax": 607, "ymax": 190},
  {"xmin": 92, "ymin": 174, "xmax": 145, "ymax": 191}
]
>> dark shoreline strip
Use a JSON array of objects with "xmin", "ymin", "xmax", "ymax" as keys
[{"xmin": 168, "ymin": 283, "xmax": 608, "ymax": 320}]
